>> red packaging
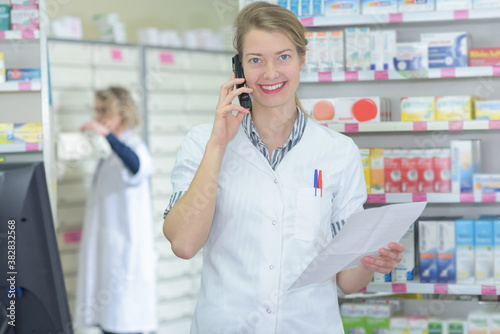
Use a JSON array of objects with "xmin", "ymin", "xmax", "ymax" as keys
[
  {"xmin": 468, "ymin": 48, "xmax": 500, "ymax": 67},
  {"xmin": 384, "ymin": 149, "xmax": 402, "ymax": 193},
  {"xmin": 417, "ymin": 149, "xmax": 435, "ymax": 193},
  {"xmin": 433, "ymin": 148, "xmax": 451, "ymax": 193},
  {"xmin": 401, "ymin": 149, "xmax": 419, "ymax": 193}
]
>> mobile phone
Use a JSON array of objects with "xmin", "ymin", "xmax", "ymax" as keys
[{"xmin": 232, "ymin": 54, "xmax": 252, "ymax": 110}]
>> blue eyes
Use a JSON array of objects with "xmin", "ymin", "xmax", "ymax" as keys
[
  {"xmin": 250, "ymin": 58, "xmax": 260, "ymax": 64},
  {"xmin": 280, "ymin": 55, "xmax": 290, "ymax": 61},
  {"xmin": 249, "ymin": 55, "xmax": 290, "ymax": 64}
]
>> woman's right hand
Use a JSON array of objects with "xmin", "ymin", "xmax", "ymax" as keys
[{"xmin": 209, "ymin": 72, "xmax": 252, "ymax": 148}]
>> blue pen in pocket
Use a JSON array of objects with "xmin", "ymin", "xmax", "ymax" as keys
[{"xmin": 314, "ymin": 169, "xmax": 318, "ymax": 196}]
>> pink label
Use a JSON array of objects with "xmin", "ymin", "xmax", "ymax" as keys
[
  {"xmin": 481, "ymin": 285, "xmax": 497, "ymax": 295},
  {"xmin": 454, "ymin": 10, "xmax": 469, "ymax": 20},
  {"xmin": 434, "ymin": 284, "xmax": 449, "ymax": 294},
  {"xmin": 300, "ymin": 17, "xmax": 314, "ymax": 26},
  {"xmin": 413, "ymin": 121, "xmax": 428, "ymax": 131},
  {"xmin": 25, "ymin": 143, "xmax": 38, "ymax": 152},
  {"xmin": 63, "ymin": 229, "xmax": 82, "ymax": 244},
  {"xmin": 321, "ymin": 123, "xmax": 328, "ymax": 127},
  {"xmin": 494, "ymin": 66, "xmax": 500, "ymax": 76},
  {"xmin": 441, "ymin": 68, "xmax": 456, "ymax": 78},
  {"xmin": 374, "ymin": 71, "xmax": 388, "ymax": 80},
  {"xmin": 0, "ymin": 31, "xmax": 5, "ymax": 39},
  {"xmin": 489, "ymin": 120, "xmax": 500, "ymax": 129},
  {"xmin": 18, "ymin": 82, "xmax": 31, "ymax": 91},
  {"xmin": 392, "ymin": 283, "xmax": 407, "ymax": 293},
  {"xmin": 159, "ymin": 51, "xmax": 175, "ymax": 65},
  {"xmin": 366, "ymin": 194, "xmax": 386, "ymax": 203},
  {"xmin": 481, "ymin": 193, "xmax": 496, "ymax": 203},
  {"xmin": 412, "ymin": 193, "xmax": 427, "ymax": 202},
  {"xmin": 358, "ymin": 287, "xmax": 367, "ymax": 292},
  {"xmin": 318, "ymin": 71, "xmax": 332, "ymax": 82},
  {"xmin": 449, "ymin": 121, "xmax": 464, "ymax": 131},
  {"xmin": 345, "ymin": 71, "xmax": 359, "ymax": 81},
  {"xmin": 345, "ymin": 123, "xmax": 359, "ymax": 133},
  {"xmin": 110, "ymin": 48, "xmax": 123, "ymax": 61},
  {"xmin": 21, "ymin": 30, "xmax": 35, "ymax": 39},
  {"xmin": 389, "ymin": 13, "xmax": 403, "ymax": 23},
  {"xmin": 460, "ymin": 193, "xmax": 474, "ymax": 203}
]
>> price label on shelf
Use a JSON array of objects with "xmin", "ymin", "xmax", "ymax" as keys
[
  {"xmin": 63, "ymin": 229, "xmax": 82, "ymax": 245},
  {"xmin": 481, "ymin": 285, "xmax": 497, "ymax": 295},
  {"xmin": 449, "ymin": 121, "xmax": 464, "ymax": 131},
  {"xmin": 440, "ymin": 68, "xmax": 456, "ymax": 78},
  {"xmin": 358, "ymin": 287, "xmax": 367, "ymax": 292},
  {"xmin": 344, "ymin": 71, "xmax": 359, "ymax": 81},
  {"xmin": 374, "ymin": 71, "xmax": 388, "ymax": 80},
  {"xmin": 318, "ymin": 71, "xmax": 332, "ymax": 82},
  {"xmin": 25, "ymin": 143, "xmax": 38, "ymax": 152},
  {"xmin": 159, "ymin": 51, "xmax": 175, "ymax": 65},
  {"xmin": 460, "ymin": 193, "xmax": 474, "ymax": 203},
  {"xmin": 18, "ymin": 82, "xmax": 31, "ymax": 91},
  {"xmin": 110, "ymin": 48, "xmax": 123, "ymax": 61},
  {"xmin": 345, "ymin": 123, "xmax": 359, "ymax": 133},
  {"xmin": 22, "ymin": 30, "xmax": 35, "ymax": 39},
  {"xmin": 392, "ymin": 283, "xmax": 407, "ymax": 293},
  {"xmin": 413, "ymin": 121, "xmax": 427, "ymax": 131},
  {"xmin": 0, "ymin": 31, "xmax": 5, "ymax": 39},
  {"xmin": 388, "ymin": 13, "xmax": 403, "ymax": 23},
  {"xmin": 366, "ymin": 194, "xmax": 386, "ymax": 203},
  {"xmin": 300, "ymin": 17, "xmax": 314, "ymax": 26},
  {"xmin": 434, "ymin": 284, "xmax": 449, "ymax": 294},
  {"xmin": 412, "ymin": 193, "xmax": 427, "ymax": 202},
  {"xmin": 489, "ymin": 120, "xmax": 500, "ymax": 129},
  {"xmin": 454, "ymin": 10, "xmax": 469, "ymax": 20},
  {"xmin": 494, "ymin": 66, "xmax": 500, "ymax": 76},
  {"xmin": 481, "ymin": 193, "xmax": 496, "ymax": 203}
]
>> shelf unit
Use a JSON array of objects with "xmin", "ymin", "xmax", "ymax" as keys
[
  {"xmin": 326, "ymin": 120, "xmax": 500, "ymax": 132},
  {"xmin": 0, "ymin": 29, "xmax": 40, "ymax": 39},
  {"xmin": 0, "ymin": 142, "xmax": 43, "ymax": 153},
  {"xmin": 0, "ymin": 81, "xmax": 41, "ymax": 91},
  {"xmin": 362, "ymin": 282, "xmax": 500, "ymax": 295},
  {"xmin": 365, "ymin": 192, "xmax": 500, "ymax": 203}
]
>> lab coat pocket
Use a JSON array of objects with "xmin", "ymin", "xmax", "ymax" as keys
[{"xmin": 294, "ymin": 187, "xmax": 332, "ymax": 242}]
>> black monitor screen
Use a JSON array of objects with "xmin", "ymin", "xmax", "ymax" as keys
[{"xmin": 0, "ymin": 161, "xmax": 72, "ymax": 333}]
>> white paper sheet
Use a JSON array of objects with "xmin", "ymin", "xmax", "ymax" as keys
[{"xmin": 289, "ymin": 201, "xmax": 427, "ymax": 290}]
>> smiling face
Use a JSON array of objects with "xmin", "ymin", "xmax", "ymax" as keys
[{"xmin": 241, "ymin": 29, "xmax": 305, "ymax": 112}]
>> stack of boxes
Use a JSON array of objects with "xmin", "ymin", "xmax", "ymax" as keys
[
  {"xmin": 0, "ymin": 0, "xmax": 38, "ymax": 33},
  {"xmin": 93, "ymin": 13, "xmax": 127, "ymax": 44}
]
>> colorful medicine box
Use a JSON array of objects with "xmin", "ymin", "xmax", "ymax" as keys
[
  {"xmin": 6, "ymin": 68, "xmax": 41, "ymax": 82},
  {"xmin": 0, "ymin": 5, "xmax": 10, "ymax": 31},
  {"xmin": 474, "ymin": 100, "xmax": 500, "ymax": 120},
  {"xmin": 469, "ymin": 47, "xmax": 500, "ymax": 66},
  {"xmin": 473, "ymin": 174, "xmax": 500, "ymax": 193},
  {"xmin": 421, "ymin": 32, "xmax": 470, "ymax": 68},
  {"xmin": 400, "ymin": 97, "xmax": 435, "ymax": 121},
  {"xmin": 435, "ymin": 96, "xmax": 476, "ymax": 121}
]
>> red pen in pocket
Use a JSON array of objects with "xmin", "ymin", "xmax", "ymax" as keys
[{"xmin": 318, "ymin": 170, "xmax": 323, "ymax": 197}]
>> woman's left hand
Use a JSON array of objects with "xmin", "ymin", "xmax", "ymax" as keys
[
  {"xmin": 360, "ymin": 242, "xmax": 404, "ymax": 274},
  {"xmin": 81, "ymin": 121, "xmax": 111, "ymax": 137}
]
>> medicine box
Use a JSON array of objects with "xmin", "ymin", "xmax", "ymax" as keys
[
  {"xmin": 360, "ymin": 148, "xmax": 371, "ymax": 194},
  {"xmin": 302, "ymin": 97, "xmax": 382, "ymax": 123},
  {"xmin": 469, "ymin": 47, "xmax": 500, "ymax": 66},
  {"xmin": 398, "ymin": 0, "xmax": 435, "ymax": 11},
  {"xmin": 313, "ymin": 0, "xmax": 324, "ymax": 15},
  {"xmin": 428, "ymin": 319, "xmax": 446, "ymax": 334},
  {"xmin": 435, "ymin": 96, "xmax": 475, "ymax": 121},
  {"xmin": 345, "ymin": 28, "xmax": 371, "ymax": 71},
  {"xmin": 365, "ymin": 304, "xmax": 392, "ymax": 334},
  {"xmin": 370, "ymin": 30, "xmax": 397, "ymax": 71},
  {"xmin": 401, "ymin": 149, "xmax": 419, "ymax": 193},
  {"xmin": 494, "ymin": 219, "xmax": 500, "ymax": 284},
  {"xmin": 417, "ymin": 149, "xmax": 434, "ymax": 193},
  {"xmin": 421, "ymin": 32, "xmax": 470, "ymax": 68},
  {"xmin": 362, "ymin": 0, "xmax": 398, "ymax": 13},
  {"xmin": 450, "ymin": 140, "xmax": 481, "ymax": 193},
  {"xmin": 418, "ymin": 220, "xmax": 438, "ymax": 283},
  {"xmin": 475, "ymin": 220, "xmax": 494, "ymax": 284},
  {"xmin": 341, "ymin": 303, "xmax": 367, "ymax": 334},
  {"xmin": 468, "ymin": 312, "xmax": 490, "ymax": 334},
  {"xmin": 394, "ymin": 43, "xmax": 429, "ymax": 71},
  {"xmin": 448, "ymin": 320, "xmax": 468, "ymax": 334},
  {"xmin": 473, "ymin": 174, "xmax": 500, "ymax": 193},
  {"xmin": 325, "ymin": 0, "xmax": 361, "ymax": 16},
  {"xmin": 473, "ymin": 0, "xmax": 500, "ymax": 8},
  {"xmin": 400, "ymin": 97, "xmax": 435, "ymax": 121},
  {"xmin": 436, "ymin": 0, "xmax": 472, "ymax": 10},
  {"xmin": 10, "ymin": 9, "xmax": 39, "ymax": 31},
  {"xmin": 13, "ymin": 122, "xmax": 42, "ymax": 143},
  {"xmin": 370, "ymin": 148, "xmax": 384, "ymax": 194},
  {"xmin": 474, "ymin": 100, "xmax": 500, "ymax": 120},
  {"xmin": 0, "ymin": 5, "xmax": 9, "ymax": 31},
  {"xmin": 455, "ymin": 219, "xmax": 475, "ymax": 284},
  {"xmin": 301, "ymin": 0, "xmax": 312, "ymax": 16},
  {"xmin": 437, "ymin": 221, "xmax": 456, "ymax": 283},
  {"xmin": 384, "ymin": 149, "xmax": 402, "ymax": 193},
  {"xmin": 393, "ymin": 224, "xmax": 415, "ymax": 281},
  {"xmin": 0, "ymin": 123, "xmax": 14, "ymax": 144},
  {"xmin": 432, "ymin": 148, "xmax": 451, "ymax": 193},
  {"xmin": 6, "ymin": 68, "xmax": 41, "ymax": 82},
  {"xmin": 329, "ymin": 31, "xmax": 344, "ymax": 72}
]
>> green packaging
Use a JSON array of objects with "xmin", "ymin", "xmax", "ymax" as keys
[{"xmin": 0, "ymin": 5, "xmax": 10, "ymax": 31}]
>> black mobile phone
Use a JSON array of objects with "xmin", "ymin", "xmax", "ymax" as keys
[{"xmin": 232, "ymin": 54, "xmax": 252, "ymax": 110}]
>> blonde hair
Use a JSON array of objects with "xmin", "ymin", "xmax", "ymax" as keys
[
  {"xmin": 95, "ymin": 87, "xmax": 140, "ymax": 130},
  {"xmin": 233, "ymin": 1, "xmax": 308, "ymax": 116}
]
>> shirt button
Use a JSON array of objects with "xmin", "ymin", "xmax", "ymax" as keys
[
  {"xmin": 269, "ymin": 265, "xmax": 274, "ymax": 270},
  {"xmin": 274, "ymin": 179, "xmax": 278, "ymax": 184},
  {"xmin": 272, "ymin": 220, "xmax": 277, "ymax": 225},
  {"xmin": 266, "ymin": 309, "xmax": 272, "ymax": 314}
]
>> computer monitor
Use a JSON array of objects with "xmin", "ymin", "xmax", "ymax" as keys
[{"xmin": 0, "ymin": 161, "xmax": 73, "ymax": 333}]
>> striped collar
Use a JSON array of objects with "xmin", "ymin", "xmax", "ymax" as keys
[{"xmin": 241, "ymin": 108, "xmax": 308, "ymax": 170}]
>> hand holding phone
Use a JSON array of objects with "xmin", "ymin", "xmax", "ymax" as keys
[{"xmin": 232, "ymin": 54, "xmax": 252, "ymax": 110}]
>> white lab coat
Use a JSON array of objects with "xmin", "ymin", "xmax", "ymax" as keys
[
  {"xmin": 74, "ymin": 130, "xmax": 158, "ymax": 333},
  {"xmin": 170, "ymin": 119, "xmax": 367, "ymax": 334}
]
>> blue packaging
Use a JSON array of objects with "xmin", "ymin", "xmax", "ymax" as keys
[
  {"xmin": 418, "ymin": 220, "xmax": 438, "ymax": 283},
  {"xmin": 290, "ymin": 0, "xmax": 300, "ymax": 15},
  {"xmin": 325, "ymin": 0, "xmax": 361, "ymax": 15},
  {"xmin": 475, "ymin": 220, "xmax": 494, "ymax": 284},
  {"xmin": 301, "ymin": 0, "xmax": 312, "ymax": 16},
  {"xmin": 421, "ymin": 32, "xmax": 469, "ymax": 69},
  {"xmin": 313, "ymin": 0, "xmax": 324, "ymax": 15},
  {"xmin": 437, "ymin": 221, "xmax": 456, "ymax": 283},
  {"xmin": 6, "ymin": 68, "xmax": 41, "ymax": 82},
  {"xmin": 278, "ymin": 0, "xmax": 289, "ymax": 9},
  {"xmin": 393, "ymin": 43, "xmax": 428, "ymax": 71},
  {"xmin": 455, "ymin": 219, "xmax": 475, "ymax": 284},
  {"xmin": 494, "ymin": 219, "xmax": 500, "ymax": 284}
]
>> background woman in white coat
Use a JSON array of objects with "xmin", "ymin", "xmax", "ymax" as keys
[
  {"xmin": 164, "ymin": 3, "xmax": 404, "ymax": 333},
  {"xmin": 75, "ymin": 87, "xmax": 157, "ymax": 334}
]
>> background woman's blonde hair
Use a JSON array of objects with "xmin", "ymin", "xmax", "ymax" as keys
[
  {"xmin": 233, "ymin": 1, "xmax": 309, "ymax": 116},
  {"xmin": 95, "ymin": 86, "xmax": 140, "ymax": 130}
]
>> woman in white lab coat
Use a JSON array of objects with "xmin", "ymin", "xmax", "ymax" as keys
[
  {"xmin": 75, "ymin": 87, "xmax": 157, "ymax": 334},
  {"xmin": 163, "ymin": 3, "xmax": 404, "ymax": 334}
]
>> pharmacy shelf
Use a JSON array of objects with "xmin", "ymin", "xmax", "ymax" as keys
[
  {"xmin": 0, "ymin": 81, "xmax": 41, "ymax": 92},
  {"xmin": 366, "ymin": 192, "xmax": 500, "ymax": 204},
  {"xmin": 300, "ymin": 66, "xmax": 500, "ymax": 83},
  {"xmin": 0, "ymin": 142, "xmax": 43, "ymax": 154},
  {"xmin": 299, "ymin": 8, "xmax": 500, "ymax": 27},
  {"xmin": 0, "ymin": 30, "xmax": 40, "ymax": 40},
  {"xmin": 326, "ymin": 120, "xmax": 500, "ymax": 133},
  {"xmin": 362, "ymin": 282, "xmax": 500, "ymax": 295}
]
